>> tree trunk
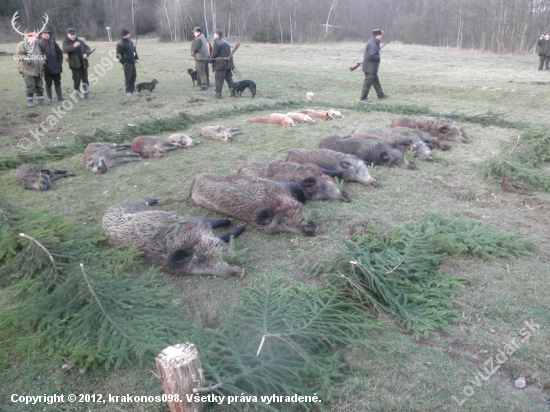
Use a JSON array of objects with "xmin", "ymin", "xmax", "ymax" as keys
[{"xmin": 156, "ymin": 343, "xmax": 206, "ymax": 412}]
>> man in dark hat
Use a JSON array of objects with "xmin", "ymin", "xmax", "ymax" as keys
[
  {"xmin": 360, "ymin": 29, "xmax": 389, "ymax": 103},
  {"xmin": 191, "ymin": 26, "xmax": 209, "ymax": 91},
  {"xmin": 62, "ymin": 27, "xmax": 93, "ymax": 100},
  {"xmin": 39, "ymin": 27, "xmax": 65, "ymax": 102},
  {"xmin": 116, "ymin": 29, "xmax": 139, "ymax": 95},
  {"xmin": 210, "ymin": 30, "xmax": 236, "ymax": 99}
]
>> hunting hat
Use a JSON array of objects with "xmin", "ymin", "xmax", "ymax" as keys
[
  {"xmin": 67, "ymin": 28, "xmax": 76, "ymax": 34},
  {"xmin": 214, "ymin": 30, "xmax": 223, "ymax": 37},
  {"xmin": 41, "ymin": 27, "xmax": 51, "ymax": 34},
  {"xmin": 121, "ymin": 29, "xmax": 130, "ymax": 37},
  {"xmin": 372, "ymin": 29, "xmax": 383, "ymax": 36},
  {"xmin": 193, "ymin": 27, "xmax": 202, "ymax": 33}
]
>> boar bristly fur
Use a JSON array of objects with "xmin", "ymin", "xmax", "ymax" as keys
[
  {"xmin": 319, "ymin": 135, "xmax": 417, "ymax": 170},
  {"xmin": 15, "ymin": 164, "xmax": 74, "ymax": 191},
  {"xmin": 188, "ymin": 173, "xmax": 319, "ymax": 237},
  {"xmin": 102, "ymin": 201, "xmax": 245, "ymax": 277},
  {"xmin": 237, "ymin": 161, "xmax": 351, "ymax": 202},
  {"xmin": 286, "ymin": 148, "xmax": 380, "ymax": 187}
]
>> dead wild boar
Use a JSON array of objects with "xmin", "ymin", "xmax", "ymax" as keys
[
  {"xmin": 188, "ymin": 173, "xmax": 320, "ymax": 237},
  {"xmin": 390, "ymin": 116, "xmax": 467, "ymax": 143},
  {"xmin": 237, "ymin": 161, "xmax": 351, "ymax": 202},
  {"xmin": 15, "ymin": 163, "xmax": 75, "ymax": 191},
  {"xmin": 286, "ymin": 148, "xmax": 380, "ymax": 187},
  {"xmin": 131, "ymin": 136, "xmax": 188, "ymax": 158},
  {"xmin": 83, "ymin": 142, "xmax": 132, "ymax": 159},
  {"xmin": 84, "ymin": 143, "xmax": 141, "ymax": 174},
  {"xmin": 102, "ymin": 199, "xmax": 246, "ymax": 277},
  {"xmin": 351, "ymin": 126, "xmax": 438, "ymax": 162},
  {"xmin": 319, "ymin": 135, "xmax": 417, "ymax": 170}
]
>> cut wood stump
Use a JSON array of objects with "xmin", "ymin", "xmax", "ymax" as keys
[{"xmin": 156, "ymin": 342, "xmax": 206, "ymax": 412}]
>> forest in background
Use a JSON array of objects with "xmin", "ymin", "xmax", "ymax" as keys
[{"xmin": 1, "ymin": 0, "xmax": 550, "ymax": 53}]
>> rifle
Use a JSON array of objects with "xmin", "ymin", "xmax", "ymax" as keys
[
  {"xmin": 202, "ymin": 42, "xmax": 241, "ymax": 61},
  {"xmin": 350, "ymin": 43, "xmax": 386, "ymax": 71}
]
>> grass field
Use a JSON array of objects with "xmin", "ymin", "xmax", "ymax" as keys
[{"xmin": 0, "ymin": 39, "xmax": 549, "ymax": 411}]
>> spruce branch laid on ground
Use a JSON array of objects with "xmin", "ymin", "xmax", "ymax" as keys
[{"xmin": 308, "ymin": 214, "xmax": 538, "ymax": 339}]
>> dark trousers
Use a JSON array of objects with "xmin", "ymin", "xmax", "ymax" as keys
[
  {"xmin": 72, "ymin": 68, "xmax": 89, "ymax": 91},
  {"xmin": 539, "ymin": 55, "xmax": 550, "ymax": 71},
  {"xmin": 361, "ymin": 72, "xmax": 384, "ymax": 100},
  {"xmin": 123, "ymin": 63, "xmax": 137, "ymax": 92},
  {"xmin": 45, "ymin": 73, "xmax": 61, "ymax": 87},
  {"xmin": 214, "ymin": 69, "xmax": 234, "ymax": 94}
]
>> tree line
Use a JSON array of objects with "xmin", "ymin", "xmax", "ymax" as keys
[{"xmin": 1, "ymin": 0, "xmax": 549, "ymax": 53}]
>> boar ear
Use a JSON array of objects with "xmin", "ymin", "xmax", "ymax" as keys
[
  {"xmin": 167, "ymin": 248, "xmax": 194, "ymax": 268},
  {"xmin": 255, "ymin": 209, "xmax": 274, "ymax": 226},
  {"xmin": 298, "ymin": 177, "xmax": 316, "ymax": 188},
  {"xmin": 380, "ymin": 151, "xmax": 390, "ymax": 161}
]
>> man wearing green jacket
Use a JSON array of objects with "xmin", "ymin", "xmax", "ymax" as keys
[
  {"xmin": 15, "ymin": 30, "xmax": 46, "ymax": 108},
  {"xmin": 62, "ymin": 28, "xmax": 92, "ymax": 100}
]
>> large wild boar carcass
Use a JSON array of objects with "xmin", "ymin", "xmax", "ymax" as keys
[
  {"xmin": 390, "ymin": 116, "xmax": 467, "ymax": 143},
  {"xmin": 102, "ymin": 199, "xmax": 246, "ymax": 277},
  {"xmin": 237, "ymin": 161, "xmax": 351, "ymax": 202},
  {"xmin": 319, "ymin": 135, "xmax": 417, "ymax": 170},
  {"xmin": 350, "ymin": 126, "xmax": 443, "ymax": 162},
  {"xmin": 286, "ymin": 148, "xmax": 380, "ymax": 187},
  {"xmin": 14, "ymin": 163, "xmax": 75, "ymax": 190},
  {"xmin": 188, "ymin": 173, "xmax": 320, "ymax": 236},
  {"xmin": 84, "ymin": 142, "xmax": 141, "ymax": 174},
  {"xmin": 131, "ymin": 136, "xmax": 189, "ymax": 158}
]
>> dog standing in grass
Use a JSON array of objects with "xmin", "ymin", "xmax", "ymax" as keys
[
  {"xmin": 136, "ymin": 79, "xmax": 158, "ymax": 92},
  {"xmin": 230, "ymin": 80, "xmax": 256, "ymax": 98}
]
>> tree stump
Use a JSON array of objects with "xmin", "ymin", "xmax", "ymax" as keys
[{"xmin": 156, "ymin": 343, "xmax": 206, "ymax": 412}]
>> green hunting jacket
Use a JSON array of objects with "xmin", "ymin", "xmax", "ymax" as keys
[
  {"xmin": 62, "ymin": 36, "xmax": 92, "ymax": 70},
  {"xmin": 116, "ymin": 38, "xmax": 139, "ymax": 65},
  {"xmin": 15, "ymin": 40, "xmax": 45, "ymax": 77}
]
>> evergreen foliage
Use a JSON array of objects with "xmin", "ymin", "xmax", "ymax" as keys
[
  {"xmin": 308, "ymin": 214, "xmax": 537, "ymax": 339},
  {"xmin": 193, "ymin": 276, "xmax": 380, "ymax": 410},
  {"xmin": 478, "ymin": 127, "xmax": 550, "ymax": 191},
  {"xmin": 1, "ymin": 200, "xmax": 381, "ymax": 407},
  {"xmin": 0, "ymin": 200, "xmax": 185, "ymax": 370}
]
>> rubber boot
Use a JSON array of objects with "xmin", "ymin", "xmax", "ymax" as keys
[
  {"xmin": 46, "ymin": 85, "xmax": 53, "ymax": 103},
  {"xmin": 55, "ymin": 84, "xmax": 65, "ymax": 101},
  {"xmin": 214, "ymin": 92, "xmax": 222, "ymax": 99},
  {"xmin": 84, "ymin": 92, "xmax": 92, "ymax": 100},
  {"xmin": 75, "ymin": 90, "xmax": 82, "ymax": 101},
  {"xmin": 26, "ymin": 94, "xmax": 35, "ymax": 108},
  {"xmin": 37, "ymin": 93, "xmax": 48, "ymax": 106}
]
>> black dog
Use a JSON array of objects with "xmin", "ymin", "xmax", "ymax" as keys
[
  {"xmin": 136, "ymin": 79, "xmax": 158, "ymax": 92},
  {"xmin": 230, "ymin": 80, "xmax": 256, "ymax": 98},
  {"xmin": 187, "ymin": 69, "xmax": 198, "ymax": 87}
]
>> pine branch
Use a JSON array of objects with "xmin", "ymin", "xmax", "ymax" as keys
[{"xmin": 19, "ymin": 232, "xmax": 58, "ymax": 279}]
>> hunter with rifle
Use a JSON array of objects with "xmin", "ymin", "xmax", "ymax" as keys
[
  {"xmin": 210, "ymin": 30, "xmax": 240, "ymax": 99},
  {"xmin": 357, "ymin": 28, "xmax": 389, "ymax": 103}
]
